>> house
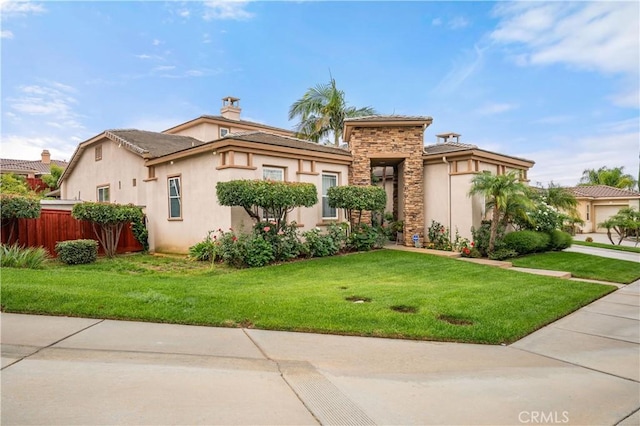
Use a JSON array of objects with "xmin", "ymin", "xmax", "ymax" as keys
[
  {"xmin": 1, "ymin": 150, "xmax": 68, "ymax": 192},
  {"xmin": 567, "ymin": 185, "xmax": 640, "ymax": 233},
  {"xmin": 59, "ymin": 97, "xmax": 534, "ymax": 253}
]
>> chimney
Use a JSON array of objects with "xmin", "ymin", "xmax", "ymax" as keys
[
  {"xmin": 435, "ymin": 132, "xmax": 461, "ymax": 144},
  {"xmin": 220, "ymin": 96, "xmax": 241, "ymax": 120},
  {"xmin": 41, "ymin": 149, "xmax": 51, "ymax": 164}
]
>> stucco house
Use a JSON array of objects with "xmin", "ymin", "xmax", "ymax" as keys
[
  {"xmin": 1, "ymin": 150, "xmax": 67, "ymax": 179},
  {"xmin": 567, "ymin": 185, "xmax": 640, "ymax": 233},
  {"xmin": 59, "ymin": 97, "xmax": 534, "ymax": 253}
]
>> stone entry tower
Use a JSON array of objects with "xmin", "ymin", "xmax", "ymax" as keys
[{"xmin": 343, "ymin": 115, "xmax": 433, "ymax": 246}]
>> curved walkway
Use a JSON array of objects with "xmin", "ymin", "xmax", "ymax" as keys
[{"xmin": 2, "ymin": 281, "xmax": 639, "ymax": 425}]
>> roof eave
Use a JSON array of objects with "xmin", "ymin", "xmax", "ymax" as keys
[{"xmin": 343, "ymin": 117, "xmax": 433, "ymax": 142}]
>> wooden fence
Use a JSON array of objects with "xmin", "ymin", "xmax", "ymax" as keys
[{"xmin": 1, "ymin": 209, "xmax": 144, "ymax": 257}]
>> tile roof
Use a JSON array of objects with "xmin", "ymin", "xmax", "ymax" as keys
[
  {"xmin": 567, "ymin": 185, "xmax": 640, "ymax": 198},
  {"xmin": 423, "ymin": 142, "xmax": 478, "ymax": 155},
  {"xmin": 194, "ymin": 115, "xmax": 294, "ymax": 134},
  {"xmin": 0, "ymin": 158, "xmax": 68, "ymax": 175},
  {"xmin": 344, "ymin": 115, "xmax": 433, "ymax": 122},
  {"xmin": 223, "ymin": 131, "xmax": 352, "ymax": 156},
  {"xmin": 106, "ymin": 129, "xmax": 207, "ymax": 158}
]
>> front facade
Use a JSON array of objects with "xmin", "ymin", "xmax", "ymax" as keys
[
  {"xmin": 567, "ymin": 185, "xmax": 640, "ymax": 233},
  {"xmin": 60, "ymin": 97, "xmax": 534, "ymax": 253}
]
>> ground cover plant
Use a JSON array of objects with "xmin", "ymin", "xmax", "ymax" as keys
[
  {"xmin": 572, "ymin": 240, "xmax": 640, "ymax": 254},
  {"xmin": 2, "ymin": 250, "xmax": 613, "ymax": 344},
  {"xmin": 512, "ymin": 252, "xmax": 640, "ymax": 284}
]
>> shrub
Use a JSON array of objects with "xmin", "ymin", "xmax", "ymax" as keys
[
  {"xmin": 427, "ymin": 220, "xmax": 452, "ymax": 251},
  {"xmin": 242, "ymin": 235, "xmax": 274, "ymax": 267},
  {"xmin": 72, "ymin": 202, "xmax": 144, "ymax": 258},
  {"xmin": 0, "ymin": 193, "xmax": 41, "ymax": 244},
  {"xmin": 548, "ymin": 230, "xmax": 573, "ymax": 251},
  {"xmin": 302, "ymin": 228, "xmax": 339, "ymax": 258},
  {"xmin": 585, "ymin": 237, "xmax": 594, "ymax": 243},
  {"xmin": 503, "ymin": 231, "xmax": 549, "ymax": 255},
  {"xmin": 131, "ymin": 215, "xmax": 149, "ymax": 252},
  {"xmin": 1, "ymin": 244, "xmax": 49, "ymax": 268},
  {"xmin": 488, "ymin": 248, "xmax": 518, "ymax": 261},
  {"xmin": 254, "ymin": 221, "xmax": 302, "ymax": 262},
  {"xmin": 346, "ymin": 223, "xmax": 385, "ymax": 252},
  {"xmin": 55, "ymin": 239, "xmax": 98, "ymax": 265},
  {"xmin": 327, "ymin": 185, "xmax": 386, "ymax": 225},
  {"xmin": 471, "ymin": 221, "xmax": 506, "ymax": 257},
  {"xmin": 189, "ymin": 231, "xmax": 217, "ymax": 262}
]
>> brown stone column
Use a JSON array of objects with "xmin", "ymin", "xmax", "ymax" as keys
[{"xmin": 402, "ymin": 156, "xmax": 424, "ymax": 246}]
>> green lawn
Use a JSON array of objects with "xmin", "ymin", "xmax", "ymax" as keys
[
  {"xmin": 573, "ymin": 240, "xmax": 640, "ymax": 254},
  {"xmin": 1, "ymin": 250, "xmax": 614, "ymax": 345},
  {"xmin": 512, "ymin": 252, "xmax": 640, "ymax": 284}
]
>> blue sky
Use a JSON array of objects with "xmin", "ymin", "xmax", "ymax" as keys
[{"xmin": 1, "ymin": 0, "xmax": 638, "ymax": 187}]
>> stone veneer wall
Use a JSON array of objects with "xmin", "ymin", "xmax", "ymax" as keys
[{"xmin": 348, "ymin": 126, "xmax": 425, "ymax": 246}]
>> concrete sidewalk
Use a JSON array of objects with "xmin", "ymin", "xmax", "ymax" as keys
[{"xmin": 2, "ymin": 282, "xmax": 639, "ymax": 425}]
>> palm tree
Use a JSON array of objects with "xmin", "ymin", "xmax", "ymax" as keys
[
  {"xmin": 579, "ymin": 166, "xmax": 637, "ymax": 190},
  {"xmin": 288, "ymin": 77, "xmax": 376, "ymax": 146},
  {"xmin": 469, "ymin": 171, "xmax": 528, "ymax": 253}
]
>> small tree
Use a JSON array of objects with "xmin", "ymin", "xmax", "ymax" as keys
[
  {"xmin": 216, "ymin": 180, "xmax": 317, "ymax": 231},
  {"xmin": 72, "ymin": 202, "xmax": 144, "ymax": 258},
  {"xmin": 0, "ymin": 194, "xmax": 41, "ymax": 244},
  {"xmin": 42, "ymin": 164, "xmax": 64, "ymax": 190},
  {"xmin": 0, "ymin": 173, "xmax": 32, "ymax": 195},
  {"xmin": 327, "ymin": 185, "xmax": 386, "ymax": 226},
  {"xmin": 599, "ymin": 207, "xmax": 640, "ymax": 245}
]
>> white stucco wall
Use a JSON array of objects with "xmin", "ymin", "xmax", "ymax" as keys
[
  {"xmin": 424, "ymin": 163, "xmax": 449, "ymax": 235},
  {"xmin": 61, "ymin": 140, "xmax": 147, "ymax": 206}
]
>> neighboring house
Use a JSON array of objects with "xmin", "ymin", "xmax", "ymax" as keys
[
  {"xmin": 1, "ymin": 150, "xmax": 68, "ymax": 192},
  {"xmin": 60, "ymin": 97, "xmax": 534, "ymax": 253},
  {"xmin": 567, "ymin": 185, "xmax": 640, "ymax": 233},
  {"xmin": 0, "ymin": 150, "xmax": 67, "ymax": 178}
]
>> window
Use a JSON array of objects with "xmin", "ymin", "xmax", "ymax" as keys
[
  {"xmin": 148, "ymin": 166, "xmax": 155, "ymax": 179},
  {"xmin": 168, "ymin": 176, "xmax": 181, "ymax": 219},
  {"xmin": 95, "ymin": 145, "xmax": 102, "ymax": 161},
  {"xmin": 322, "ymin": 173, "xmax": 338, "ymax": 219},
  {"xmin": 586, "ymin": 206, "xmax": 590, "ymax": 221},
  {"xmin": 132, "ymin": 178, "xmax": 137, "ymax": 187},
  {"xmin": 263, "ymin": 167, "xmax": 284, "ymax": 182},
  {"xmin": 219, "ymin": 127, "xmax": 229, "ymax": 138},
  {"xmin": 97, "ymin": 185, "xmax": 109, "ymax": 202}
]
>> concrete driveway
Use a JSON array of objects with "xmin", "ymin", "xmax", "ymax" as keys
[{"xmin": 2, "ymin": 282, "xmax": 639, "ymax": 425}]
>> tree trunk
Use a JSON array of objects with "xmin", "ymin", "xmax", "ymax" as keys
[{"xmin": 489, "ymin": 207, "xmax": 500, "ymax": 253}]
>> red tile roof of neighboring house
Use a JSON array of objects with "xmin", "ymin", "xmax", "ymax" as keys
[{"xmin": 567, "ymin": 185, "xmax": 640, "ymax": 199}]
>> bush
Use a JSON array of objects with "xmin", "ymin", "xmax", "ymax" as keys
[
  {"xmin": 215, "ymin": 229, "xmax": 274, "ymax": 268},
  {"xmin": 1, "ymin": 244, "xmax": 49, "ymax": 268},
  {"xmin": 346, "ymin": 223, "xmax": 386, "ymax": 252},
  {"xmin": 585, "ymin": 237, "xmax": 594, "ymax": 243},
  {"xmin": 242, "ymin": 235, "xmax": 274, "ymax": 267},
  {"xmin": 189, "ymin": 231, "xmax": 217, "ymax": 262},
  {"xmin": 488, "ymin": 248, "xmax": 518, "ymax": 261},
  {"xmin": 55, "ymin": 239, "xmax": 98, "ymax": 265},
  {"xmin": 548, "ymin": 230, "xmax": 573, "ymax": 251},
  {"xmin": 503, "ymin": 231, "xmax": 549, "ymax": 255},
  {"xmin": 471, "ymin": 221, "xmax": 506, "ymax": 257},
  {"xmin": 254, "ymin": 222, "xmax": 302, "ymax": 262},
  {"xmin": 427, "ymin": 220, "xmax": 452, "ymax": 251},
  {"xmin": 302, "ymin": 228, "xmax": 339, "ymax": 258}
]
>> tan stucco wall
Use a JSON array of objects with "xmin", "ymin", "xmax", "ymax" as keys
[
  {"xmin": 424, "ymin": 162, "xmax": 449, "ymax": 235},
  {"xmin": 171, "ymin": 122, "xmax": 220, "ymax": 142},
  {"xmin": 576, "ymin": 198, "xmax": 640, "ymax": 233},
  {"xmin": 148, "ymin": 151, "xmax": 349, "ymax": 253},
  {"xmin": 61, "ymin": 140, "xmax": 147, "ymax": 206}
]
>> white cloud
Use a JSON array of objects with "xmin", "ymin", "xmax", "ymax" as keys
[
  {"xmin": 0, "ymin": 0, "xmax": 46, "ymax": 19},
  {"xmin": 153, "ymin": 65, "xmax": 176, "ymax": 72},
  {"xmin": 203, "ymin": 0, "xmax": 254, "ymax": 21},
  {"xmin": 491, "ymin": 2, "xmax": 639, "ymax": 76},
  {"xmin": 533, "ymin": 115, "xmax": 574, "ymax": 125},
  {"xmin": 8, "ymin": 82, "xmax": 84, "ymax": 131},
  {"xmin": 433, "ymin": 43, "xmax": 487, "ymax": 94},
  {"xmin": 449, "ymin": 16, "xmax": 469, "ymax": 30},
  {"xmin": 203, "ymin": 33, "xmax": 212, "ymax": 44},
  {"xmin": 521, "ymin": 123, "xmax": 639, "ymax": 187},
  {"xmin": 152, "ymin": 39, "xmax": 162, "ymax": 46},
  {"xmin": 178, "ymin": 9, "xmax": 190, "ymax": 18},
  {"xmin": 1, "ymin": 29, "xmax": 13, "ymax": 38},
  {"xmin": 476, "ymin": 102, "xmax": 518, "ymax": 116},
  {"xmin": 431, "ymin": 18, "xmax": 442, "ymax": 26},
  {"xmin": 0, "ymin": 134, "xmax": 75, "ymax": 162}
]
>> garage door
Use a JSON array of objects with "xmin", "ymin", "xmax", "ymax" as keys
[{"xmin": 595, "ymin": 205, "xmax": 625, "ymax": 233}]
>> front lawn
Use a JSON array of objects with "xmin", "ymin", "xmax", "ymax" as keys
[
  {"xmin": 573, "ymin": 240, "xmax": 640, "ymax": 254},
  {"xmin": 1, "ymin": 250, "xmax": 614, "ymax": 344},
  {"xmin": 512, "ymin": 252, "xmax": 640, "ymax": 284}
]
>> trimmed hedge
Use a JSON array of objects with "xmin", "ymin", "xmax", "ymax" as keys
[
  {"xmin": 55, "ymin": 239, "xmax": 98, "ymax": 265},
  {"xmin": 503, "ymin": 231, "xmax": 550, "ymax": 255},
  {"xmin": 548, "ymin": 230, "xmax": 573, "ymax": 251}
]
